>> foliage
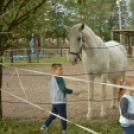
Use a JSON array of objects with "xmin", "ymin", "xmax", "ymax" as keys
[
  {"xmin": 0, "ymin": 0, "xmax": 48, "ymax": 55},
  {"xmin": 129, "ymin": 0, "xmax": 134, "ymax": 29}
]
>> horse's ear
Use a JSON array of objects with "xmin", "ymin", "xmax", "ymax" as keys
[
  {"xmin": 63, "ymin": 25, "xmax": 71, "ymax": 32},
  {"xmin": 78, "ymin": 23, "xmax": 85, "ymax": 32},
  {"xmin": 81, "ymin": 23, "xmax": 85, "ymax": 31}
]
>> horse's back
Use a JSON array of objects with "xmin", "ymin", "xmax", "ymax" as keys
[
  {"xmin": 105, "ymin": 40, "xmax": 120, "ymax": 47},
  {"xmin": 105, "ymin": 40, "xmax": 127, "ymax": 59}
]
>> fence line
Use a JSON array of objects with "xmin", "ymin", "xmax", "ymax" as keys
[
  {"xmin": 2, "ymin": 69, "xmax": 134, "ymax": 76},
  {"xmin": 2, "ymin": 89, "xmax": 99, "ymax": 134},
  {"xmin": 1, "ymin": 98, "xmax": 118, "ymax": 105},
  {"xmin": 2, "ymin": 63, "xmax": 134, "ymax": 91}
]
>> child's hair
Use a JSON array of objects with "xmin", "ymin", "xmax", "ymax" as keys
[
  {"xmin": 51, "ymin": 63, "xmax": 62, "ymax": 70},
  {"xmin": 118, "ymin": 76, "xmax": 134, "ymax": 102}
]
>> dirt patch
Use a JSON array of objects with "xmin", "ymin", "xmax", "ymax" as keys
[{"xmin": 2, "ymin": 63, "xmax": 134, "ymax": 122}]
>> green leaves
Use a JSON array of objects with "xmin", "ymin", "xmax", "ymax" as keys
[
  {"xmin": 11, "ymin": 7, "xmax": 19, "ymax": 20},
  {"xmin": 77, "ymin": 0, "xmax": 86, "ymax": 5}
]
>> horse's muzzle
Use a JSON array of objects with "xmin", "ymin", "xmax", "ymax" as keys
[{"xmin": 69, "ymin": 58, "xmax": 77, "ymax": 65}]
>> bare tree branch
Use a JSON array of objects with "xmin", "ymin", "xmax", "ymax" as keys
[
  {"xmin": 14, "ymin": 15, "xmax": 29, "ymax": 25},
  {"xmin": 20, "ymin": 0, "xmax": 31, "ymax": 9},
  {"xmin": 0, "ymin": 11, "xmax": 12, "ymax": 18},
  {"xmin": 15, "ymin": 0, "xmax": 47, "ymax": 24},
  {"xmin": 3, "ymin": 0, "xmax": 13, "ymax": 12},
  {"xmin": 8, "ymin": 0, "xmax": 46, "ymax": 31}
]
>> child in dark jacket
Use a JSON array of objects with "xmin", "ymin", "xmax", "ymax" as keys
[
  {"xmin": 40, "ymin": 63, "xmax": 80, "ymax": 133},
  {"xmin": 118, "ymin": 77, "xmax": 134, "ymax": 134}
]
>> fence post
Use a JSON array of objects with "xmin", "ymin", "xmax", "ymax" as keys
[
  {"xmin": 121, "ymin": 34, "xmax": 125, "ymax": 47},
  {"xmin": 111, "ymin": 31, "xmax": 113, "ymax": 40},
  {"xmin": 130, "ymin": 37, "xmax": 133, "ymax": 62}
]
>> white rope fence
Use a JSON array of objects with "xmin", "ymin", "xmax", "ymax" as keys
[
  {"xmin": 1, "ymin": 63, "xmax": 100, "ymax": 134},
  {"xmin": 1, "ymin": 62, "xmax": 134, "ymax": 133}
]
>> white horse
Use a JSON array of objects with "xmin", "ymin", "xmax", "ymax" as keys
[{"xmin": 63, "ymin": 23, "xmax": 127, "ymax": 119}]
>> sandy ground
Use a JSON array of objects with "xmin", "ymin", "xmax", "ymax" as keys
[{"xmin": 1, "ymin": 63, "xmax": 134, "ymax": 122}]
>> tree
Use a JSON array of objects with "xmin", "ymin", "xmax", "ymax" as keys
[
  {"xmin": 0, "ymin": 0, "xmax": 48, "ymax": 119},
  {"xmin": 63, "ymin": 0, "xmax": 113, "ymax": 38},
  {"xmin": 129, "ymin": 0, "xmax": 134, "ymax": 29}
]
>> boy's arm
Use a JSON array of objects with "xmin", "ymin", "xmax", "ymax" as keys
[
  {"xmin": 55, "ymin": 76, "xmax": 75, "ymax": 94},
  {"xmin": 120, "ymin": 97, "xmax": 134, "ymax": 120}
]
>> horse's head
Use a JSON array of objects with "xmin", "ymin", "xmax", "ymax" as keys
[{"xmin": 63, "ymin": 23, "xmax": 85, "ymax": 65}]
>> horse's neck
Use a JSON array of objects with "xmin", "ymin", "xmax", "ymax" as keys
[{"xmin": 83, "ymin": 28, "xmax": 105, "ymax": 58}]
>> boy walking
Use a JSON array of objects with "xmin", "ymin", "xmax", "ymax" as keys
[{"xmin": 40, "ymin": 63, "xmax": 80, "ymax": 133}]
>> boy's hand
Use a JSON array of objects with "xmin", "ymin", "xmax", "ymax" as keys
[{"xmin": 75, "ymin": 91, "xmax": 80, "ymax": 96}]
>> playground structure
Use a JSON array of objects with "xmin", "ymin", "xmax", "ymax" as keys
[
  {"xmin": 3, "ymin": 33, "xmax": 45, "ymax": 61},
  {"xmin": 2, "ymin": 35, "xmax": 70, "ymax": 62}
]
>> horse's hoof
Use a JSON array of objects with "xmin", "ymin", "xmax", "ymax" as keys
[
  {"xmin": 86, "ymin": 116, "xmax": 94, "ymax": 120},
  {"xmin": 100, "ymin": 113, "xmax": 107, "ymax": 118},
  {"xmin": 86, "ymin": 114, "xmax": 94, "ymax": 120},
  {"xmin": 110, "ymin": 105, "xmax": 116, "ymax": 109}
]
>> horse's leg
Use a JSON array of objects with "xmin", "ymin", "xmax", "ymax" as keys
[
  {"xmin": 86, "ymin": 75, "xmax": 94, "ymax": 120},
  {"xmin": 109, "ymin": 80, "xmax": 116, "ymax": 109},
  {"xmin": 110, "ymin": 75, "xmax": 121, "ymax": 109},
  {"xmin": 100, "ymin": 74, "xmax": 107, "ymax": 117}
]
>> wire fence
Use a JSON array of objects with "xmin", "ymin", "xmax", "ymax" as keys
[
  {"xmin": 1, "ymin": 57, "xmax": 134, "ymax": 121},
  {"xmin": 1, "ymin": 37, "xmax": 134, "ymax": 122}
]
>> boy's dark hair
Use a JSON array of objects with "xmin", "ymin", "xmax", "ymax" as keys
[{"xmin": 51, "ymin": 63, "xmax": 62, "ymax": 70}]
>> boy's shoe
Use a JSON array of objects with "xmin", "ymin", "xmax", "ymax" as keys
[
  {"xmin": 40, "ymin": 124, "xmax": 48, "ymax": 133},
  {"xmin": 62, "ymin": 130, "xmax": 68, "ymax": 134}
]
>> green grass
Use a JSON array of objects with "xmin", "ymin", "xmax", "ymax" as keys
[
  {"xmin": 2, "ymin": 57, "xmax": 82, "ymax": 68},
  {"xmin": 0, "ymin": 119, "xmax": 125, "ymax": 134},
  {"xmin": 3, "ymin": 57, "xmax": 132, "ymax": 64},
  {"xmin": 3, "ymin": 57, "xmax": 70, "ymax": 64}
]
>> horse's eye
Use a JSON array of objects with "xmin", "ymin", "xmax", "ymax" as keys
[{"xmin": 77, "ymin": 37, "xmax": 81, "ymax": 41}]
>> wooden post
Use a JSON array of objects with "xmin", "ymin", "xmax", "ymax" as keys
[
  {"xmin": 102, "ymin": 36, "xmax": 105, "ymax": 42},
  {"xmin": 130, "ymin": 37, "xmax": 133, "ymax": 62},
  {"xmin": 127, "ymin": 35, "xmax": 132, "ymax": 58},
  {"xmin": 121, "ymin": 34, "xmax": 125, "ymax": 47},
  {"xmin": 11, "ymin": 50, "xmax": 13, "ymax": 65},
  {"xmin": 111, "ymin": 31, "xmax": 113, "ymax": 40}
]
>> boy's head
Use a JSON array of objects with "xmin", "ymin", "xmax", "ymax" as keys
[
  {"xmin": 118, "ymin": 76, "xmax": 134, "ymax": 101},
  {"xmin": 51, "ymin": 63, "xmax": 63, "ymax": 76}
]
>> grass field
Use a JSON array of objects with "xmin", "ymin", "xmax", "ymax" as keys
[{"xmin": 0, "ymin": 118, "xmax": 125, "ymax": 134}]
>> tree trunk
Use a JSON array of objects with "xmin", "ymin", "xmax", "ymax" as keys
[
  {"xmin": 60, "ymin": 45, "xmax": 62, "ymax": 57},
  {"xmin": 28, "ymin": 48, "xmax": 32, "ymax": 63},
  {"xmin": 0, "ymin": 59, "xmax": 2, "ymax": 119},
  {"xmin": 0, "ymin": 34, "xmax": 3, "ymax": 119},
  {"xmin": 27, "ymin": 37, "xmax": 32, "ymax": 63},
  {"xmin": 10, "ymin": 50, "xmax": 13, "ymax": 65},
  {"xmin": 37, "ymin": 35, "xmax": 40, "ymax": 63},
  {"xmin": 37, "ymin": 47, "xmax": 39, "ymax": 63}
]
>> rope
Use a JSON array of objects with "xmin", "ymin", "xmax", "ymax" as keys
[
  {"xmin": 1, "ymin": 89, "xmax": 99, "ymax": 134},
  {"xmin": 2, "ymin": 69, "xmax": 134, "ymax": 76},
  {"xmin": 1, "ymin": 98, "xmax": 118, "ymax": 104}
]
